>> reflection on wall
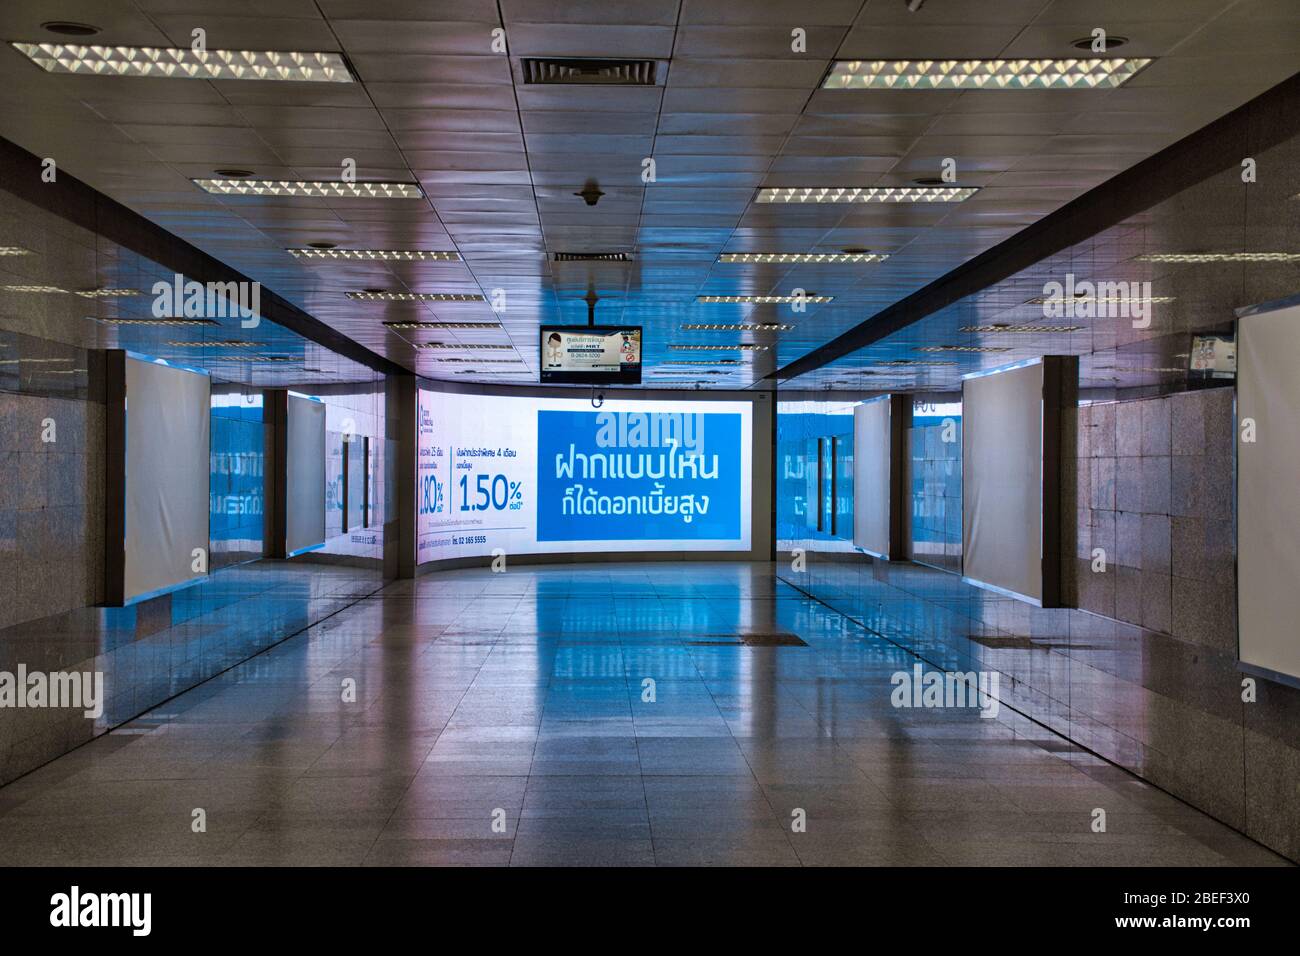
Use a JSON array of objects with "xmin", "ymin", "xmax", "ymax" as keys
[
  {"xmin": 776, "ymin": 399, "xmax": 858, "ymax": 555},
  {"xmin": 210, "ymin": 389, "xmax": 264, "ymax": 569},
  {"xmin": 311, "ymin": 383, "xmax": 385, "ymax": 562},
  {"xmin": 907, "ymin": 397, "xmax": 962, "ymax": 574}
]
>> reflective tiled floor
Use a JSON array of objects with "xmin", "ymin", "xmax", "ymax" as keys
[{"xmin": 0, "ymin": 563, "xmax": 1287, "ymax": 866}]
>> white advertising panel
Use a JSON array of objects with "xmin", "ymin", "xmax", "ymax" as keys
[
  {"xmin": 123, "ymin": 355, "xmax": 210, "ymax": 603},
  {"xmin": 1238, "ymin": 304, "xmax": 1300, "ymax": 682},
  {"xmin": 962, "ymin": 362, "xmax": 1045, "ymax": 604},
  {"xmin": 853, "ymin": 397, "xmax": 892, "ymax": 558},
  {"xmin": 286, "ymin": 393, "xmax": 326, "ymax": 556}
]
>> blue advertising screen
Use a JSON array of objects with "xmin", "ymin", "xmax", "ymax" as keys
[{"xmin": 417, "ymin": 391, "xmax": 753, "ymax": 562}]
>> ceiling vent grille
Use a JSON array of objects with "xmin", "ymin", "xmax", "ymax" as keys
[
  {"xmin": 552, "ymin": 252, "xmax": 633, "ymax": 262},
  {"xmin": 523, "ymin": 57, "xmax": 658, "ymax": 85}
]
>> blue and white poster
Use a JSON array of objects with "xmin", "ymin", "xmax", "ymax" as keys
[
  {"xmin": 416, "ymin": 391, "xmax": 753, "ymax": 562},
  {"xmin": 537, "ymin": 410, "xmax": 742, "ymax": 542}
]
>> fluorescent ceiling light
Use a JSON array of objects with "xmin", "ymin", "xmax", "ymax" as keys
[
  {"xmin": 383, "ymin": 321, "xmax": 501, "ymax": 330},
  {"xmin": 208, "ymin": 354, "xmax": 292, "ymax": 363},
  {"xmin": 660, "ymin": 359, "xmax": 743, "ymax": 366},
  {"xmin": 668, "ymin": 344, "xmax": 768, "ymax": 352},
  {"xmin": 12, "ymin": 43, "xmax": 352, "ymax": 82},
  {"xmin": 1135, "ymin": 253, "xmax": 1300, "ymax": 263},
  {"xmin": 454, "ymin": 370, "xmax": 533, "ymax": 376},
  {"xmin": 287, "ymin": 248, "xmax": 459, "ymax": 261},
  {"xmin": 0, "ymin": 246, "xmax": 31, "ymax": 256},
  {"xmin": 718, "ymin": 252, "xmax": 888, "ymax": 264},
  {"xmin": 697, "ymin": 294, "xmax": 832, "ymax": 304},
  {"xmin": 680, "ymin": 323, "xmax": 794, "ymax": 331},
  {"xmin": 347, "ymin": 291, "xmax": 483, "ymax": 302},
  {"xmin": 872, "ymin": 359, "xmax": 958, "ymax": 366},
  {"xmin": 915, "ymin": 345, "xmax": 1011, "ymax": 353},
  {"xmin": 1026, "ymin": 294, "xmax": 1175, "ymax": 305},
  {"xmin": 433, "ymin": 357, "xmax": 525, "ymax": 364},
  {"xmin": 76, "ymin": 288, "xmax": 144, "ymax": 298},
  {"xmin": 823, "ymin": 57, "xmax": 1152, "ymax": 91},
  {"xmin": 959, "ymin": 324, "xmax": 1083, "ymax": 334},
  {"xmin": 757, "ymin": 186, "xmax": 976, "ymax": 203},
  {"xmin": 649, "ymin": 370, "xmax": 728, "ymax": 376},
  {"xmin": 415, "ymin": 343, "xmax": 513, "ymax": 350},
  {"xmin": 195, "ymin": 179, "xmax": 422, "ymax": 199},
  {"xmin": 95, "ymin": 317, "xmax": 218, "ymax": 326},
  {"xmin": 0, "ymin": 284, "xmax": 144, "ymax": 298},
  {"xmin": 165, "ymin": 340, "xmax": 264, "ymax": 348}
]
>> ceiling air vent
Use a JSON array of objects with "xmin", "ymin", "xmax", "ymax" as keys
[
  {"xmin": 523, "ymin": 57, "xmax": 658, "ymax": 85},
  {"xmin": 552, "ymin": 252, "xmax": 633, "ymax": 262}
]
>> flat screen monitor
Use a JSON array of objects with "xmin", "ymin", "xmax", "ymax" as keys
[{"xmin": 540, "ymin": 325, "xmax": 642, "ymax": 385}]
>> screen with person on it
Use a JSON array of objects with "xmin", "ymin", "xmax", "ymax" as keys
[{"xmin": 539, "ymin": 326, "xmax": 642, "ymax": 384}]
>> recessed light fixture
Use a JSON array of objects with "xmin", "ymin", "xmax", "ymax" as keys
[
  {"xmin": 959, "ymin": 324, "xmax": 1084, "ymax": 334},
  {"xmin": 432, "ymin": 357, "xmax": 525, "ymax": 364},
  {"xmin": 40, "ymin": 21, "xmax": 101, "ymax": 37},
  {"xmin": 165, "ymin": 340, "xmax": 265, "ymax": 348},
  {"xmin": 194, "ymin": 179, "xmax": 423, "ymax": 199},
  {"xmin": 95, "ymin": 317, "xmax": 219, "ymax": 327},
  {"xmin": 822, "ymin": 57, "xmax": 1152, "ymax": 90},
  {"xmin": 209, "ymin": 354, "xmax": 293, "ymax": 363},
  {"xmin": 915, "ymin": 345, "xmax": 1012, "ymax": 353},
  {"xmin": 1071, "ymin": 36, "xmax": 1128, "ymax": 51},
  {"xmin": 697, "ymin": 294, "xmax": 832, "ymax": 304},
  {"xmin": 11, "ymin": 43, "xmax": 353, "ymax": 82},
  {"xmin": 288, "ymin": 248, "xmax": 461, "ymax": 261},
  {"xmin": 680, "ymin": 323, "xmax": 794, "ymax": 331},
  {"xmin": 668, "ymin": 343, "xmax": 769, "ymax": 351},
  {"xmin": 718, "ymin": 252, "xmax": 888, "ymax": 264},
  {"xmin": 347, "ymin": 291, "xmax": 483, "ymax": 302},
  {"xmin": 0, "ymin": 246, "xmax": 31, "ymax": 256},
  {"xmin": 1, "ymin": 284, "xmax": 66, "ymax": 293},
  {"xmin": 757, "ymin": 186, "xmax": 976, "ymax": 204},
  {"xmin": 415, "ymin": 342, "xmax": 513, "ymax": 350},
  {"xmin": 383, "ymin": 321, "xmax": 501, "ymax": 330},
  {"xmin": 1135, "ymin": 252, "xmax": 1300, "ymax": 263}
]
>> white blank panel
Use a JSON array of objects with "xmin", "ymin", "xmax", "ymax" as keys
[
  {"xmin": 286, "ymin": 394, "xmax": 326, "ymax": 555},
  {"xmin": 124, "ymin": 357, "xmax": 210, "ymax": 603},
  {"xmin": 1238, "ymin": 304, "xmax": 1300, "ymax": 681},
  {"xmin": 962, "ymin": 363, "xmax": 1044, "ymax": 603},
  {"xmin": 853, "ymin": 398, "xmax": 892, "ymax": 557}
]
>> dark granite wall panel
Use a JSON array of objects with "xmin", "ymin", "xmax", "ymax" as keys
[{"xmin": 0, "ymin": 388, "xmax": 105, "ymax": 631}]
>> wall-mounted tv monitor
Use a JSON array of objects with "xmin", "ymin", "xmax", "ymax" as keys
[{"xmin": 540, "ymin": 325, "xmax": 642, "ymax": 385}]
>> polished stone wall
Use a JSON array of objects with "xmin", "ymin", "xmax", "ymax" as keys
[
  {"xmin": 0, "ymin": 385, "xmax": 105, "ymax": 632},
  {"xmin": 777, "ymin": 384, "xmax": 1300, "ymax": 862}
]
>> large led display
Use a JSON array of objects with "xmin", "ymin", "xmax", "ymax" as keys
[{"xmin": 417, "ymin": 391, "xmax": 753, "ymax": 561}]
